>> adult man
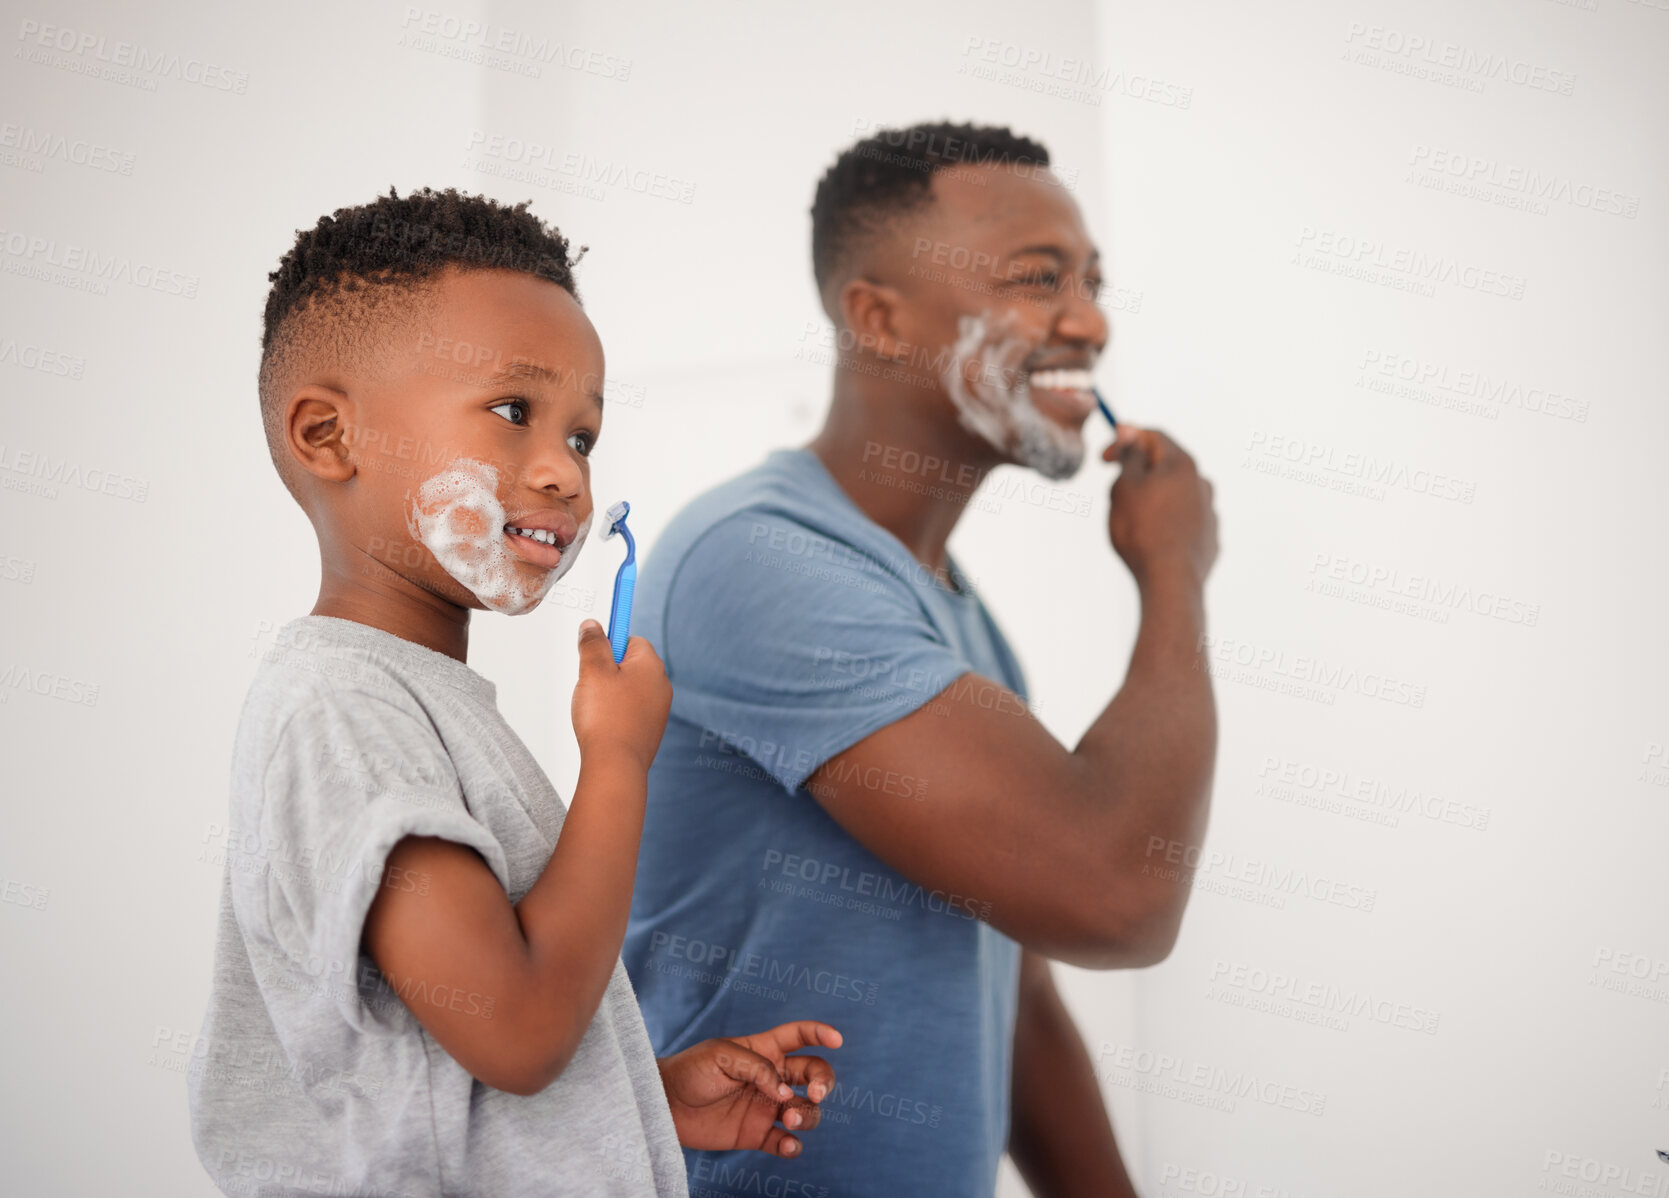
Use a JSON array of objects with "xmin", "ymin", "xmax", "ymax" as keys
[{"xmin": 623, "ymin": 122, "xmax": 1219, "ymax": 1196}]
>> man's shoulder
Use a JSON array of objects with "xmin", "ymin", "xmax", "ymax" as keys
[{"xmin": 643, "ymin": 449, "xmax": 898, "ymax": 590}]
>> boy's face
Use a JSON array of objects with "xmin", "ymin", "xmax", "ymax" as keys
[{"xmin": 339, "ymin": 267, "xmax": 604, "ymax": 616}]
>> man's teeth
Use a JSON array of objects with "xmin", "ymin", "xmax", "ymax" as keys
[
  {"xmin": 507, "ymin": 526, "xmax": 560, "ymax": 546},
  {"xmin": 1028, "ymin": 369, "xmax": 1095, "ymax": 391}
]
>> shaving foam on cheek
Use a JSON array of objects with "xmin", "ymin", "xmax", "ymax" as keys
[
  {"xmin": 406, "ymin": 457, "xmax": 590, "ymax": 615},
  {"xmin": 941, "ymin": 313, "xmax": 1012, "ymax": 446}
]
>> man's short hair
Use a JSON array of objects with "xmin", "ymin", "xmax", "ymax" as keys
[
  {"xmin": 258, "ymin": 186, "xmax": 582, "ymax": 497},
  {"xmin": 809, "ymin": 120, "xmax": 1051, "ymax": 296}
]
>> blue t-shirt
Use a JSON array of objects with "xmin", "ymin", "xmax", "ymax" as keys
[{"xmin": 622, "ymin": 447, "xmax": 1029, "ymax": 1197}]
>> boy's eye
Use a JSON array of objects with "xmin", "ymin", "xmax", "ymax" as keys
[
  {"xmin": 489, "ymin": 399, "xmax": 530, "ymax": 426},
  {"xmin": 567, "ymin": 430, "xmax": 595, "ymax": 457}
]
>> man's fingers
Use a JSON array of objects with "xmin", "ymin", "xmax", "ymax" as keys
[
  {"xmin": 712, "ymin": 1041, "xmax": 792, "ymax": 1104},
  {"xmin": 1101, "ymin": 425, "xmax": 1147, "ymax": 463},
  {"xmin": 780, "ymin": 1054, "xmax": 836, "ymax": 1103},
  {"xmin": 1113, "ymin": 435, "xmax": 1151, "ymax": 481}
]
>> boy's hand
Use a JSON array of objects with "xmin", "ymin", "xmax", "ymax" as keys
[
  {"xmin": 570, "ymin": 620, "xmax": 672, "ymax": 770},
  {"xmin": 657, "ymin": 1021, "xmax": 843, "ymax": 1158}
]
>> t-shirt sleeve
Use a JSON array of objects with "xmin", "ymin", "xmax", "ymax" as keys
[
  {"xmin": 659, "ymin": 509, "xmax": 980, "ymax": 796},
  {"xmin": 252, "ymin": 690, "xmax": 510, "ymax": 1034}
]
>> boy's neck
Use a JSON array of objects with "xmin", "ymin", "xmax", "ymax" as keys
[{"xmin": 311, "ymin": 552, "xmax": 472, "ymax": 662}]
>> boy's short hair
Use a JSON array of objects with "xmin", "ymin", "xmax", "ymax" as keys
[
  {"xmin": 809, "ymin": 120, "xmax": 1050, "ymax": 300},
  {"xmin": 258, "ymin": 186, "xmax": 583, "ymax": 499}
]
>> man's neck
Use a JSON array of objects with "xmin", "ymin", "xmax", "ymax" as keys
[{"xmin": 805, "ymin": 372, "xmax": 1002, "ymax": 589}]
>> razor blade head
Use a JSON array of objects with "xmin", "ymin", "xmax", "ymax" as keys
[{"xmin": 604, "ymin": 499, "xmax": 631, "ymax": 538}]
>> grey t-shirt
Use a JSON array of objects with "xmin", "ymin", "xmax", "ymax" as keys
[{"xmin": 187, "ymin": 615, "xmax": 688, "ymax": 1197}]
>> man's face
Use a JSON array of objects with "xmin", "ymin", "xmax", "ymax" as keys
[
  {"xmin": 342, "ymin": 267, "xmax": 605, "ymax": 615},
  {"xmin": 886, "ymin": 163, "xmax": 1109, "ymax": 479}
]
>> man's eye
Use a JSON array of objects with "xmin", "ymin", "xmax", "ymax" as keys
[
  {"xmin": 489, "ymin": 399, "xmax": 529, "ymax": 425},
  {"xmin": 567, "ymin": 430, "xmax": 595, "ymax": 456},
  {"xmin": 1081, "ymin": 276, "xmax": 1105, "ymax": 300}
]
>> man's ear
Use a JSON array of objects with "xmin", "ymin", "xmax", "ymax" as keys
[
  {"xmin": 837, "ymin": 277, "xmax": 911, "ymax": 364},
  {"xmin": 285, "ymin": 385, "xmax": 356, "ymax": 484}
]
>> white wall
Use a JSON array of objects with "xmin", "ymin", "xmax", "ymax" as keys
[
  {"xmin": 1079, "ymin": 1, "xmax": 1669, "ymax": 1195},
  {"xmin": 0, "ymin": 0, "xmax": 1662, "ymax": 1194}
]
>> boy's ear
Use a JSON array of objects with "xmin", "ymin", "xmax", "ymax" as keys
[{"xmin": 286, "ymin": 385, "xmax": 357, "ymax": 484}]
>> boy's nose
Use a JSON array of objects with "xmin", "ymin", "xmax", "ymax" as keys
[{"xmin": 517, "ymin": 439, "xmax": 586, "ymax": 498}]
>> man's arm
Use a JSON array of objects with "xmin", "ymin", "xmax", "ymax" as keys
[
  {"xmin": 362, "ymin": 623, "xmax": 671, "ymax": 1096},
  {"xmin": 1009, "ymin": 951, "xmax": 1137, "ymax": 1198},
  {"xmin": 805, "ymin": 429, "xmax": 1218, "ymax": 967}
]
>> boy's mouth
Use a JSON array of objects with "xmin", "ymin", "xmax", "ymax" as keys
[{"xmin": 503, "ymin": 516, "xmax": 576, "ymax": 570}]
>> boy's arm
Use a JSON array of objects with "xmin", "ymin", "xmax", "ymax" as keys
[
  {"xmin": 362, "ymin": 621, "xmax": 671, "ymax": 1096},
  {"xmin": 1008, "ymin": 950, "xmax": 1137, "ymax": 1198}
]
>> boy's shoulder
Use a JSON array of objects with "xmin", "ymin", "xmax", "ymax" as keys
[
  {"xmin": 252, "ymin": 616, "xmax": 489, "ymax": 702},
  {"xmin": 232, "ymin": 616, "xmax": 495, "ymax": 783},
  {"xmin": 226, "ymin": 618, "xmax": 508, "ymax": 882}
]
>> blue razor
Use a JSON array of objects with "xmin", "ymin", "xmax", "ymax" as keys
[
  {"xmin": 604, "ymin": 500, "xmax": 636, "ymax": 664},
  {"xmin": 1092, "ymin": 387, "xmax": 1119, "ymax": 432}
]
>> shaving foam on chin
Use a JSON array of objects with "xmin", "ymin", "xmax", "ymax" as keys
[
  {"xmin": 940, "ymin": 311, "xmax": 1086, "ymax": 480},
  {"xmin": 406, "ymin": 457, "xmax": 590, "ymax": 615}
]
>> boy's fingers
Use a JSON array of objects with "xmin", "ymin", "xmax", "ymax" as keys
[
  {"xmin": 575, "ymin": 619, "xmax": 613, "ymax": 666},
  {"xmin": 748, "ymin": 1020, "xmax": 844, "ymax": 1056},
  {"xmin": 759, "ymin": 1128, "xmax": 802, "ymax": 1159},
  {"xmin": 713, "ymin": 1042, "xmax": 793, "ymax": 1104},
  {"xmin": 779, "ymin": 1054, "xmax": 836, "ymax": 1102},
  {"xmin": 780, "ymin": 1096, "xmax": 822, "ymax": 1131},
  {"xmin": 619, "ymin": 635, "xmax": 660, "ymax": 666}
]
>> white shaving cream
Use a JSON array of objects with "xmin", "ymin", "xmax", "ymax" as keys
[
  {"xmin": 941, "ymin": 312, "xmax": 1085, "ymax": 480},
  {"xmin": 406, "ymin": 457, "xmax": 591, "ymax": 615}
]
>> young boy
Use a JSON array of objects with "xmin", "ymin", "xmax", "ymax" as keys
[{"xmin": 188, "ymin": 188, "xmax": 841, "ymax": 1197}]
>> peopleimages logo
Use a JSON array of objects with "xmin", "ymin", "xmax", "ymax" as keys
[
  {"xmin": 1096, "ymin": 1040, "xmax": 1327, "ymax": 1116},
  {"xmin": 1295, "ymin": 225, "xmax": 1527, "ymax": 299},
  {"xmin": 646, "ymin": 931, "xmax": 880, "ymax": 1005},
  {"xmin": 1207, "ymin": 959, "xmax": 1441, "ymax": 1034},
  {"xmin": 1144, "ymin": 836, "xmax": 1378, "ymax": 912},
  {"xmin": 1408, "ymin": 144, "xmax": 1638, "ymax": 218},
  {"xmin": 1197, "ymin": 632, "xmax": 1429, "ymax": 709},
  {"xmin": 0, "ymin": 229, "xmax": 199, "ymax": 298},
  {"xmin": 1341, "ymin": 22, "xmax": 1576, "ymax": 95},
  {"xmin": 14, "ymin": 18, "xmax": 251, "ymax": 92},
  {"xmin": 760, "ymin": 849, "xmax": 990, "ymax": 921}
]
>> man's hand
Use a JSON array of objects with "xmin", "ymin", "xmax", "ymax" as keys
[
  {"xmin": 1103, "ymin": 425, "xmax": 1218, "ymax": 590},
  {"xmin": 657, "ymin": 1021, "xmax": 843, "ymax": 1158}
]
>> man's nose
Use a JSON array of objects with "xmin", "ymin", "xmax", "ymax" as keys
[{"xmin": 1056, "ymin": 278, "xmax": 1110, "ymax": 352}]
